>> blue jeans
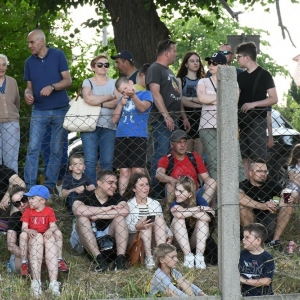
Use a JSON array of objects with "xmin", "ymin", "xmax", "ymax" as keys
[
  {"xmin": 150, "ymin": 121, "xmax": 177, "ymax": 198},
  {"xmin": 81, "ymin": 127, "xmax": 116, "ymax": 185},
  {"xmin": 24, "ymin": 107, "xmax": 68, "ymax": 188}
]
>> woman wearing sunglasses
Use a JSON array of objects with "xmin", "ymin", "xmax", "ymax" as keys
[
  {"xmin": 6, "ymin": 185, "xmax": 29, "ymax": 273},
  {"xmin": 197, "ymin": 52, "xmax": 226, "ymax": 185},
  {"xmin": 81, "ymin": 54, "xmax": 121, "ymax": 184}
]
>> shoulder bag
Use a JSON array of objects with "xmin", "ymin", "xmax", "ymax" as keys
[
  {"xmin": 63, "ymin": 79, "xmax": 101, "ymax": 132},
  {"xmin": 126, "ymin": 231, "xmax": 145, "ymax": 267}
]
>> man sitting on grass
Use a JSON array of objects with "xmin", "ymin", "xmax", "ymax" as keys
[{"xmin": 72, "ymin": 170, "xmax": 129, "ymax": 272}]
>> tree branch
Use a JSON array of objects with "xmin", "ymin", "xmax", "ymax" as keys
[
  {"xmin": 275, "ymin": 0, "xmax": 296, "ymax": 48},
  {"xmin": 218, "ymin": 0, "xmax": 243, "ymax": 22}
]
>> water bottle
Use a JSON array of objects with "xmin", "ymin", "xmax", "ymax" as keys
[
  {"xmin": 6, "ymin": 262, "xmax": 12, "ymax": 274},
  {"xmin": 91, "ymin": 222, "xmax": 97, "ymax": 235}
]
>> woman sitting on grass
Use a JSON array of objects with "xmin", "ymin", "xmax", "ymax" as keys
[
  {"xmin": 147, "ymin": 243, "xmax": 206, "ymax": 297},
  {"xmin": 124, "ymin": 173, "xmax": 172, "ymax": 269},
  {"xmin": 170, "ymin": 176, "xmax": 215, "ymax": 270}
]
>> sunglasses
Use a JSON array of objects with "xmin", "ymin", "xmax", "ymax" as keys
[
  {"xmin": 208, "ymin": 61, "xmax": 224, "ymax": 66},
  {"xmin": 96, "ymin": 62, "xmax": 110, "ymax": 68},
  {"xmin": 219, "ymin": 50, "xmax": 232, "ymax": 55},
  {"xmin": 11, "ymin": 196, "xmax": 28, "ymax": 208}
]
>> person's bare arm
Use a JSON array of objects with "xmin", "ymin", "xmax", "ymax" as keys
[
  {"xmin": 177, "ymin": 77, "xmax": 202, "ymax": 108},
  {"xmin": 288, "ymin": 170, "xmax": 300, "ymax": 187},
  {"xmin": 180, "ymin": 103, "xmax": 191, "ymax": 131},
  {"xmin": 24, "ymin": 81, "xmax": 34, "ymax": 105},
  {"xmin": 44, "ymin": 222, "xmax": 58, "ymax": 238},
  {"xmin": 40, "ymin": 70, "xmax": 72, "ymax": 96},
  {"xmin": 88, "ymin": 201, "xmax": 129, "ymax": 220},
  {"xmin": 240, "ymin": 275, "xmax": 272, "ymax": 287},
  {"xmin": 125, "ymin": 89, "xmax": 152, "ymax": 112},
  {"xmin": 267, "ymin": 111, "xmax": 274, "ymax": 148},
  {"xmin": 156, "ymin": 167, "xmax": 178, "ymax": 186},
  {"xmin": 73, "ymin": 200, "xmax": 113, "ymax": 218},
  {"xmin": 112, "ymin": 96, "xmax": 126, "ymax": 124},
  {"xmin": 82, "ymin": 86, "xmax": 117, "ymax": 106},
  {"xmin": 197, "ymin": 83, "xmax": 217, "ymax": 104}
]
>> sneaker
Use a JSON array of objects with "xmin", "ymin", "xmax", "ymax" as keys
[
  {"xmin": 267, "ymin": 240, "xmax": 283, "ymax": 251},
  {"xmin": 56, "ymin": 184, "xmax": 62, "ymax": 196},
  {"xmin": 31, "ymin": 280, "xmax": 42, "ymax": 298},
  {"xmin": 58, "ymin": 258, "xmax": 69, "ymax": 273},
  {"xmin": 95, "ymin": 254, "xmax": 108, "ymax": 272},
  {"xmin": 144, "ymin": 255, "xmax": 155, "ymax": 270},
  {"xmin": 183, "ymin": 253, "xmax": 195, "ymax": 269},
  {"xmin": 21, "ymin": 261, "xmax": 29, "ymax": 276},
  {"xmin": 49, "ymin": 280, "xmax": 61, "ymax": 297},
  {"xmin": 286, "ymin": 241, "xmax": 296, "ymax": 254},
  {"xmin": 195, "ymin": 253, "xmax": 206, "ymax": 270},
  {"xmin": 114, "ymin": 254, "xmax": 127, "ymax": 271}
]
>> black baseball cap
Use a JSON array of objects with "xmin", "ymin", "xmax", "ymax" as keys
[
  {"xmin": 205, "ymin": 52, "xmax": 227, "ymax": 65},
  {"xmin": 111, "ymin": 50, "xmax": 134, "ymax": 63},
  {"xmin": 170, "ymin": 130, "xmax": 188, "ymax": 142}
]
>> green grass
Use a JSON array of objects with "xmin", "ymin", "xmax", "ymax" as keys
[{"xmin": 0, "ymin": 199, "xmax": 299, "ymax": 299}]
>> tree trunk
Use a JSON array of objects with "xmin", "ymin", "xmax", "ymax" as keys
[{"xmin": 104, "ymin": 0, "xmax": 169, "ymax": 68}]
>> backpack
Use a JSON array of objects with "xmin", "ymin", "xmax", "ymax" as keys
[{"xmin": 165, "ymin": 151, "xmax": 198, "ymax": 177}]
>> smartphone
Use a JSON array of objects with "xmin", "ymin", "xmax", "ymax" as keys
[{"xmin": 147, "ymin": 215, "xmax": 155, "ymax": 223}]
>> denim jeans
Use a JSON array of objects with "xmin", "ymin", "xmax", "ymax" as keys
[
  {"xmin": 150, "ymin": 121, "xmax": 177, "ymax": 198},
  {"xmin": 24, "ymin": 107, "xmax": 68, "ymax": 188},
  {"xmin": 81, "ymin": 126, "xmax": 116, "ymax": 185}
]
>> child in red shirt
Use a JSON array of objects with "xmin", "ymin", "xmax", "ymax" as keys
[{"xmin": 19, "ymin": 185, "xmax": 68, "ymax": 297}]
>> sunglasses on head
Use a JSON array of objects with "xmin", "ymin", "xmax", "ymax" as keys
[
  {"xmin": 219, "ymin": 50, "xmax": 232, "ymax": 55},
  {"xmin": 96, "ymin": 62, "xmax": 110, "ymax": 68},
  {"xmin": 208, "ymin": 61, "xmax": 224, "ymax": 66},
  {"xmin": 11, "ymin": 196, "xmax": 28, "ymax": 208}
]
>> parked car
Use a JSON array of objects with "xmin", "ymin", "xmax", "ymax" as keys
[{"xmin": 67, "ymin": 109, "xmax": 300, "ymax": 188}]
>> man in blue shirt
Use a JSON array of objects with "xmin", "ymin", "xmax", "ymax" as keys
[{"xmin": 24, "ymin": 29, "xmax": 72, "ymax": 192}]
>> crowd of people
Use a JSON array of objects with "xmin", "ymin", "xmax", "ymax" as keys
[{"xmin": 0, "ymin": 27, "xmax": 298, "ymax": 298}]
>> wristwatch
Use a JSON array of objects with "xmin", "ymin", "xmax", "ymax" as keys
[{"xmin": 50, "ymin": 84, "xmax": 55, "ymax": 91}]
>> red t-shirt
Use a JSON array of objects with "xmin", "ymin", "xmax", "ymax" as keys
[
  {"xmin": 157, "ymin": 152, "xmax": 207, "ymax": 189},
  {"xmin": 21, "ymin": 206, "xmax": 57, "ymax": 234}
]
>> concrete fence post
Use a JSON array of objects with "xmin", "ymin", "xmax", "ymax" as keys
[{"xmin": 217, "ymin": 66, "xmax": 241, "ymax": 299}]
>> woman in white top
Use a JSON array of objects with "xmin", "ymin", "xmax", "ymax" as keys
[
  {"xmin": 124, "ymin": 173, "xmax": 171, "ymax": 269},
  {"xmin": 197, "ymin": 52, "xmax": 226, "ymax": 180},
  {"xmin": 81, "ymin": 54, "xmax": 120, "ymax": 184}
]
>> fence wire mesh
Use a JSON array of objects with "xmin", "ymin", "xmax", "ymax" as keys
[{"xmin": 0, "ymin": 108, "xmax": 299, "ymax": 299}]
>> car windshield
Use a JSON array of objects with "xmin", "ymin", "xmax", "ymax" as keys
[{"xmin": 272, "ymin": 110, "xmax": 293, "ymax": 129}]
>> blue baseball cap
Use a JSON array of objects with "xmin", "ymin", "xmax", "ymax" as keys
[
  {"xmin": 24, "ymin": 185, "xmax": 50, "ymax": 200},
  {"xmin": 111, "ymin": 50, "xmax": 134, "ymax": 63},
  {"xmin": 205, "ymin": 52, "xmax": 227, "ymax": 65}
]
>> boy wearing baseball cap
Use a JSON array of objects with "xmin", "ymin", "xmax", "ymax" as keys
[{"xmin": 19, "ymin": 185, "xmax": 68, "ymax": 297}]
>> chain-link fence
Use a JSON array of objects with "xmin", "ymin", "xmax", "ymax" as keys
[{"xmin": 0, "ymin": 87, "xmax": 300, "ymax": 298}]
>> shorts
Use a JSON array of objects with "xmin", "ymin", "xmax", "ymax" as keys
[
  {"xmin": 114, "ymin": 137, "xmax": 147, "ymax": 168},
  {"xmin": 179, "ymin": 108, "xmax": 201, "ymax": 139},
  {"xmin": 95, "ymin": 225, "xmax": 109, "ymax": 238},
  {"xmin": 239, "ymin": 117, "xmax": 267, "ymax": 159}
]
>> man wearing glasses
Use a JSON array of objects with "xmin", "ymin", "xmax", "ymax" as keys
[
  {"xmin": 236, "ymin": 42, "xmax": 278, "ymax": 177},
  {"xmin": 239, "ymin": 159, "xmax": 297, "ymax": 250}
]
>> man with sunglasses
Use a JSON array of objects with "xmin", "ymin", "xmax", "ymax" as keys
[
  {"xmin": 239, "ymin": 159, "xmax": 297, "ymax": 250},
  {"xmin": 146, "ymin": 39, "xmax": 190, "ymax": 197},
  {"xmin": 24, "ymin": 29, "xmax": 72, "ymax": 193},
  {"xmin": 111, "ymin": 50, "xmax": 139, "ymax": 84}
]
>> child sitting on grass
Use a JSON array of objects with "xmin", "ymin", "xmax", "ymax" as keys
[
  {"xmin": 239, "ymin": 223, "xmax": 275, "ymax": 297},
  {"xmin": 147, "ymin": 243, "xmax": 206, "ymax": 297},
  {"xmin": 20, "ymin": 185, "xmax": 68, "ymax": 297},
  {"xmin": 61, "ymin": 153, "xmax": 95, "ymax": 214}
]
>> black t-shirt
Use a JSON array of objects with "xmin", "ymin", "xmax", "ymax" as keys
[
  {"xmin": 237, "ymin": 66, "xmax": 275, "ymax": 125},
  {"xmin": 239, "ymin": 179, "xmax": 282, "ymax": 204},
  {"xmin": 146, "ymin": 62, "xmax": 181, "ymax": 123},
  {"xmin": 76, "ymin": 191, "xmax": 126, "ymax": 231},
  {"xmin": 0, "ymin": 165, "xmax": 16, "ymax": 200},
  {"xmin": 7, "ymin": 211, "xmax": 22, "ymax": 235},
  {"xmin": 239, "ymin": 249, "xmax": 274, "ymax": 296}
]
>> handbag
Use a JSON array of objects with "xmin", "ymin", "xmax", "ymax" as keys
[
  {"xmin": 96, "ymin": 235, "xmax": 117, "ymax": 262},
  {"xmin": 63, "ymin": 79, "xmax": 101, "ymax": 132},
  {"xmin": 126, "ymin": 231, "xmax": 145, "ymax": 267}
]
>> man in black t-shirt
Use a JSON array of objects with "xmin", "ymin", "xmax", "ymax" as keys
[
  {"xmin": 236, "ymin": 42, "xmax": 278, "ymax": 177},
  {"xmin": 239, "ymin": 160, "xmax": 297, "ymax": 249},
  {"xmin": 73, "ymin": 170, "xmax": 129, "ymax": 272}
]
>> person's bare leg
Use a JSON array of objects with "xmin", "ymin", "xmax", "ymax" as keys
[
  {"xmin": 170, "ymin": 218, "xmax": 191, "ymax": 255},
  {"xmin": 76, "ymin": 217, "xmax": 100, "ymax": 257},
  {"xmin": 44, "ymin": 235, "xmax": 58, "ymax": 281},
  {"xmin": 19, "ymin": 231, "xmax": 29, "ymax": 261},
  {"xmin": 240, "ymin": 205, "xmax": 255, "ymax": 227},
  {"xmin": 119, "ymin": 168, "xmax": 131, "ymax": 195},
  {"xmin": 193, "ymin": 137, "xmax": 204, "ymax": 157},
  {"xmin": 202, "ymin": 178, "xmax": 217, "ymax": 207},
  {"xmin": 273, "ymin": 202, "xmax": 294, "ymax": 241},
  {"xmin": 190, "ymin": 219, "xmax": 209, "ymax": 255},
  {"xmin": 141, "ymin": 228, "xmax": 152, "ymax": 256},
  {"xmin": 53, "ymin": 229, "xmax": 63, "ymax": 258},
  {"xmin": 153, "ymin": 215, "xmax": 167, "ymax": 245},
  {"xmin": 29, "ymin": 233, "xmax": 44, "ymax": 280},
  {"xmin": 109, "ymin": 216, "xmax": 128, "ymax": 255},
  {"xmin": 166, "ymin": 183, "xmax": 176, "ymax": 210}
]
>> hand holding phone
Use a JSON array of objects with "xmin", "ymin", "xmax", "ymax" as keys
[{"xmin": 147, "ymin": 215, "xmax": 155, "ymax": 223}]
